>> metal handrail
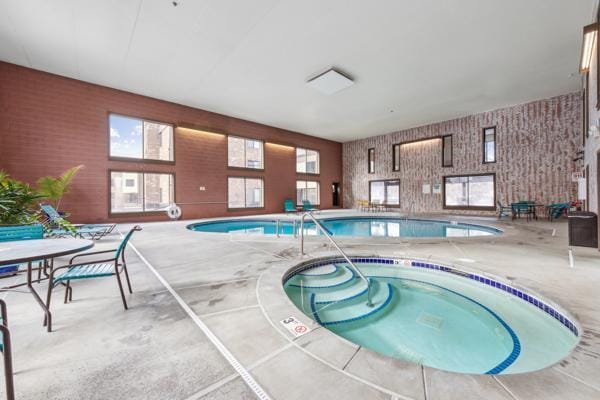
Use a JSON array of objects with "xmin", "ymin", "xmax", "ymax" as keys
[{"xmin": 300, "ymin": 212, "xmax": 373, "ymax": 307}]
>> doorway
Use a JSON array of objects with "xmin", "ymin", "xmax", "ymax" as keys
[{"xmin": 332, "ymin": 182, "xmax": 340, "ymax": 207}]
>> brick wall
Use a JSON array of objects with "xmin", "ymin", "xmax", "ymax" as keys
[
  {"xmin": 0, "ymin": 62, "xmax": 342, "ymax": 223},
  {"xmin": 343, "ymin": 93, "xmax": 582, "ymax": 214}
]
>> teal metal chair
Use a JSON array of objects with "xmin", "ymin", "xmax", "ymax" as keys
[
  {"xmin": 45, "ymin": 226, "xmax": 142, "ymax": 330},
  {"xmin": 497, "ymin": 201, "xmax": 512, "ymax": 219},
  {"xmin": 302, "ymin": 200, "xmax": 319, "ymax": 212},
  {"xmin": 547, "ymin": 203, "xmax": 569, "ymax": 221},
  {"xmin": 284, "ymin": 199, "xmax": 296, "ymax": 213},
  {"xmin": 0, "ymin": 299, "xmax": 14, "ymax": 400},
  {"xmin": 0, "ymin": 225, "xmax": 44, "ymax": 278},
  {"xmin": 40, "ymin": 204, "xmax": 115, "ymax": 240}
]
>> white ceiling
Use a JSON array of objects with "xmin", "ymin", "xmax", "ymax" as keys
[{"xmin": 0, "ymin": 0, "xmax": 595, "ymax": 142}]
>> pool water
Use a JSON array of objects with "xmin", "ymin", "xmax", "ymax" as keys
[
  {"xmin": 283, "ymin": 260, "xmax": 578, "ymax": 374},
  {"xmin": 188, "ymin": 217, "xmax": 501, "ymax": 238}
]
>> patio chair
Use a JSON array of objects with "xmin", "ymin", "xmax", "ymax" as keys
[
  {"xmin": 284, "ymin": 199, "xmax": 296, "ymax": 213},
  {"xmin": 302, "ymin": 200, "xmax": 319, "ymax": 212},
  {"xmin": 40, "ymin": 204, "xmax": 115, "ymax": 240},
  {"xmin": 497, "ymin": 201, "xmax": 512, "ymax": 219},
  {"xmin": 45, "ymin": 226, "xmax": 142, "ymax": 321},
  {"xmin": 547, "ymin": 203, "xmax": 569, "ymax": 221},
  {"xmin": 0, "ymin": 299, "xmax": 14, "ymax": 400}
]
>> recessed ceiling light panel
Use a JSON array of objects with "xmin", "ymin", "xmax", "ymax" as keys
[{"xmin": 307, "ymin": 68, "xmax": 354, "ymax": 95}]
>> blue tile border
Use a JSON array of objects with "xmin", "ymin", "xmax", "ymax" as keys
[{"xmin": 286, "ymin": 256, "xmax": 579, "ymax": 338}]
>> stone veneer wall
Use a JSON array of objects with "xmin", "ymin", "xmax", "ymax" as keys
[{"xmin": 343, "ymin": 93, "xmax": 582, "ymax": 214}]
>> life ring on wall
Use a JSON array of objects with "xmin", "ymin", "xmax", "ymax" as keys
[{"xmin": 166, "ymin": 204, "xmax": 182, "ymax": 220}]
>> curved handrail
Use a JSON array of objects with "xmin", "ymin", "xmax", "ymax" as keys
[{"xmin": 300, "ymin": 212, "xmax": 373, "ymax": 307}]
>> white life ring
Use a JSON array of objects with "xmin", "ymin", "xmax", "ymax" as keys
[{"xmin": 166, "ymin": 204, "xmax": 182, "ymax": 220}]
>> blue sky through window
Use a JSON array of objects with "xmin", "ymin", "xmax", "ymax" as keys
[{"xmin": 110, "ymin": 114, "xmax": 143, "ymax": 158}]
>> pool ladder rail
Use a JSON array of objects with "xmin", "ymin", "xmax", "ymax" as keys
[{"xmin": 299, "ymin": 212, "xmax": 374, "ymax": 308}]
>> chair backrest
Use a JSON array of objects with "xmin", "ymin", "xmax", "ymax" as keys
[
  {"xmin": 40, "ymin": 204, "xmax": 62, "ymax": 221},
  {"xmin": 115, "ymin": 226, "xmax": 142, "ymax": 259},
  {"xmin": 284, "ymin": 199, "xmax": 295, "ymax": 211},
  {"xmin": 0, "ymin": 225, "xmax": 44, "ymax": 242}
]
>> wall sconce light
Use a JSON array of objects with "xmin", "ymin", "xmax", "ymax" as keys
[{"xmin": 580, "ymin": 23, "xmax": 597, "ymax": 73}]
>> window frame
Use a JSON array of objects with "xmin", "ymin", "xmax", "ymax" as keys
[
  {"xmin": 296, "ymin": 180, "xmax": 321, "ymax": 206},
  {"xmin": 108, "ymin": 112, "xmax": 175, "ymax": 164},
  {"xmin": 227, "ymin": 135, "xmax": 265, "ymax": 171},
  {"xmin": 392, "ymin": 144, "xmax": 400, "ymax": 172},
  {"xmin": 295, "ymin": 147, "xmax": 321, "ymax": 175},
  {"xmin": 368, "ymin": 148, "xmax": 375, "ymax": 174},
  {"xmin": 442, "ymin": 173, "xmax": 496, "ymax": 211},
  {"xmin": 441, "ymin": 135, "xmax": 453, "ymax": 167},
  {"xmin": 482, "ymin": 126, "xmax": 497, "ymax": 164},
  {"xmin": 368, "ymin": 179, "xmax": 401, "ymax": 207},
  {"xmin": 108, "ymin": 169, "xmax": 176, "ymax": 216},
  {"xmin": 227, "ymin": 176, "xmax": 265, "ymax": 210}
]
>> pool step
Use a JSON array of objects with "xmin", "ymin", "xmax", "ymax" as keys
[
  {"xmin": 298, "ymin": 264, "xmax": 338, "ymax": 277},
  {"xmin": 314, "ymin": 278, "xmax": 369, "ymax": 304},
  {"xmin": 311, "ymin": 280, "xmax": 394, "ymax": 326},
  {"xmin": 288, "ymin": 264, "xmax": 355, "ymax": 289}
]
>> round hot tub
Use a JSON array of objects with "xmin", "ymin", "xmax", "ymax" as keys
[{"xmin": 283, "ymin": 257, "xmax": 578, "ymax": 375}]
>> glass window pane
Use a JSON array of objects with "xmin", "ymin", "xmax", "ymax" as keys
[
  {"xmin": 442, "ymin": 136, "xmax": 452, "ymax": 167},
  {"xmin": 385, "ymin": 180, "xmax": 400, "ymax": 205},
  {"xmin": 393, "ymin": 144, "xmax": 400, "ymax": 171},
  {"xmin": 144, "ymin": 173, "xmax": 173, "ymax": 211},
  {"xmin": 296, "ymin": 148, "xmax": 306, "ymax": 173},
  {"xmin": 144, "ymin": 121, "xmax": 173, "ymax": 161},
  {"xmin": 370, "ymin": 181, "xmax": 385, "ymax": 203},
  {"xmin": 368, "ymin": 148, "xmax": 375, "ymax": 173},
  {"xmin": 245, "ymin": 139, "xmax": 263, "ymax": 169},
  {"xmin": 111, "ymin": 172, "xmax": 143, "ymax": 213},
  {"xmin": 484, "ymin": 128, "xmax": 495, "ymax": 163},
  {"xmin": 109, "ymin": 115, "xmax": 143, "ymax": 159},
  {"xmin": 468, "ymin": 175, "xmax": 494, "ymax": 206},
  {"xmin": 228, "ymin": 137, "xmax": 246, "ymax": 168},
  {"xmin": 445, "ymin": 176, "xmax": 468, "ymax": 206},
  {"xmin": 306, "ymin": 150, "xmax": 319, "ymax": 174},
  {"xmin": 228, "ymin": 178, "xmax": 245, "ymax": 208},
  {"xmin": 245, "ymin": 178, "xmax": 263, "ymax": 207}
]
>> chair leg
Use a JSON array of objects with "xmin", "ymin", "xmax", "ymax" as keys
[
  {"xmin": 0, "ymin": 326, "xmax": 15, "ymax": 400},
  {"xmin": 123, "ymin": 264, "xmax": 133, "ymax": 294},
  {"xmin": 64, "ymin": 281, "xmax": 71, "ymax": 304},
  {"xmin": 115, "ymin": 273, "xmax": 128, "ymax": 310}
]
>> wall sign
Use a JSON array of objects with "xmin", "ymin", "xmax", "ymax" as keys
[
  {"xmin": 422, "ymin": 183, "xmax": 431, "ymax": 194},
  {"xmin": 432, "ymin": 183, "xmax": 441, "ymax": 194}
]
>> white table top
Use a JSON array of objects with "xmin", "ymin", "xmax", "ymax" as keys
[{"xmin": 0, "ymin": 238, "xmax": 94, "ymax": 266}]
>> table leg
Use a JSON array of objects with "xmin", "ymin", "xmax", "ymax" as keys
[{"xmin": 26, "ymin": 261, "xmax": 52, "ymax": 332}]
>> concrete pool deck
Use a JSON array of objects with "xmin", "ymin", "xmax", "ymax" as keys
[{"xmin": 1, "ymin": 210, "xmax": 599, "ymax": 399}]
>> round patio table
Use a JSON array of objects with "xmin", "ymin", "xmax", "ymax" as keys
[{"xmin": 0, "ymin": 238, "xmax": 94, "ymax": 332}]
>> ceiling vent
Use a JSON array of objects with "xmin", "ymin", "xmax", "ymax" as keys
[{"xmin": 307, "ymin": 68, "xmax": 354, "ymax": 95}]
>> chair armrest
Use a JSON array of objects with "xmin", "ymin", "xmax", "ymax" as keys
[{"xmin": 69, "ymin": 249, "xmax": 116, "ymax": 263}]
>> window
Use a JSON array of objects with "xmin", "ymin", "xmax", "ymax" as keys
[
  {"xmin": 110, "ymin": 171, "xmax": 174, "ymax": 213},
  {"xmin": 109, "ymin": 114, "xmax": 173, "ymax": 162},
  {"xmin": 296, "ymin": 180, "xmax": 320, "ymax": 206},
  {"xmin": 228, "ymin": 177, "xmax": 264, "ymax": 208},
  {"xmin": 443, "ymin": 174, "xmax": 495, "ymax": 210},
  {"xmin": 368, "ymin": 148, "xmax": 375, "ymax": 173},
  {"xmin": 442, "ymin": 135, "xmax": 452, "ymax": 167},
  {"xmin": 228, "ymin": 136, "xmax": 264, "ymax": 169},
  {"xmin": 369, "ymin": 179, "xmax": 400, "ymax": 206},
  {"xmin": 483, "ymin": 127, "xmax": 496, "ymax": 163},
  {"xmin": 584, "ymin": 74, "xmax": 589, "ymax": 145},
  {"xmin": 392, "ymin": 144, "xmax": 400, "ymax": 171},
  {"xmin": 296, "ymin": 148, "xmax": 320, "ymax": 174}
]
